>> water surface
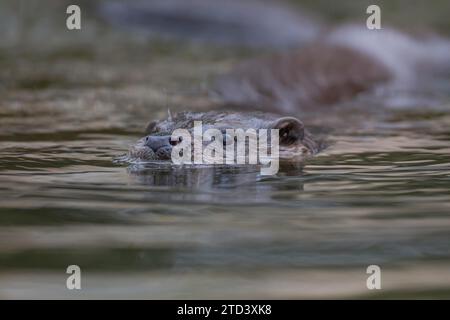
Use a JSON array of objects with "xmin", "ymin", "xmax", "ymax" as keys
[{"xmin": 1, "ymin": 0, "xmax": 450, "ymax": 299}]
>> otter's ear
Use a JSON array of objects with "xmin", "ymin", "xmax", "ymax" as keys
[
  {"xmin": 145, "ymin": 121, "xmax": 157, "ymax": 135},
  {"xmin": 271, "ymin": 117, "xmax": 305, "ymax": 144}
]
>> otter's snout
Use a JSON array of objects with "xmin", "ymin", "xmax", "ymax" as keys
[{"xmin": 144, "ymin": 135, "xmax": 182, "ymax": 160}]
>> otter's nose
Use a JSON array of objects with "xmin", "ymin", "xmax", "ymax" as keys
[
  {"xmin": 144, "ymin": 135, "xmax": 182, "ymax": 152},
  {"xmin": 144, "ymin": 135, "xmax": 170, "ymax": 152}
]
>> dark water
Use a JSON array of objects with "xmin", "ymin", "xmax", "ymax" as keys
[{"xmin": 1, "ymin": 0, "xmax": 450, "ymax": 299}]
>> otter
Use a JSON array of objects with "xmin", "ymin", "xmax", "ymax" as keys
[
  {"xmin": 109, "ymin": 2, "xmax": 450, "ymax": 164},
  {"xmin": 127, "ymin": 30, "xmax": 450, "ymax": 163},
  {"xmin": 127, "ymin": 26, "xmax": 450, "ymax": 164},
  {"xmin": 128, "ymin": 111, "xmax": 319, "ymax": 162}
]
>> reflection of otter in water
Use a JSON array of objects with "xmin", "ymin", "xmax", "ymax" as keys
[
  {"xmin": 127, "ymin": 161, "xmax": 305, "ymax": 197},
  {"xmin": 128, "ymin": 164, "xmax": 262, "ymax": 188}
]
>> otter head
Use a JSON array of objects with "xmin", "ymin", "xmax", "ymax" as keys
[{"xmin": 128, "ymin": 111, "xmax": 318, "ymax": 162}]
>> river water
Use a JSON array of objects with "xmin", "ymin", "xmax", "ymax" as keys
[{"xmin": 1, "ymin": 0, "xmax": 450, "ymax": 299}]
